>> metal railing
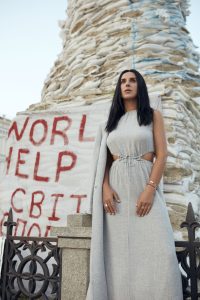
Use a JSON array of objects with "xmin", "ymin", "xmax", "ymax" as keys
[
  {"xmin": 175, "ymin": 202, "xmax": 200, "ymax": 299},
  {"xmin": 0, "ymin": 209, "xmax": 61, "ymax": 300}
]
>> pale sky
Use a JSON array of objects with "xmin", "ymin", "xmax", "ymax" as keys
[{"xmin": 0, "ymin": 0, "xmax": 199, "ymax": 120}]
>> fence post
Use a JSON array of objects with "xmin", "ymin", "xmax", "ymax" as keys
[
  {"xmin": 51, "ymin": 213, "xmax": 92, "ymax": 300},
  {"xmin": 175, "ymin": 202, "xmax": 200, "ymax": 299},
  {"xmin": 1, "ymin": 208, "xmax": 17, "ymax": 299}
]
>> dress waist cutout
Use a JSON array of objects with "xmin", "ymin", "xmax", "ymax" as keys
[{"xmin": 112, "ymin": 152, "xmax": 155, "ymax": 163}]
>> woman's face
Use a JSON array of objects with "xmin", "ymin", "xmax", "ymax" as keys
[{"xmin": 120, "ymin": 71, "xmax": 138, "ymax": 102}]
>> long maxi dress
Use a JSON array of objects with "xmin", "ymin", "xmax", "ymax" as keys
[{"xmin": 86, "ymin": 109, "xmax": 183, "ymax": 300}]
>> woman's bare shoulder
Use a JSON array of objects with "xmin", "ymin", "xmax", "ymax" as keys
[{"xmin": 153, "ymin": 108, "xmax": 164, "ymax": 119}]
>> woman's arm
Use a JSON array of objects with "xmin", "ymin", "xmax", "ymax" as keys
[
  {"xmin": 102, "ymin": 148, "xmax": 120, "ymax": 214},
  {"xmin": 136, "ymin": 109, "xmax": 168, "ymax": 216},
  {"xmin": 103, "ymin": 148, "xmax": 113, "ymax": 187},
  {"xmin": 148, "ymin": 109, "xmax": 168, "ymax": 188}
]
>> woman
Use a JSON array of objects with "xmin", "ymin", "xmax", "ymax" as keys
[{"xmin": 86, "ymin": 69, "xmax": 183, "ymax": 300}]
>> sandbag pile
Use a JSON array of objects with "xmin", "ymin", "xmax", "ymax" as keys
[{"xmin": 27, "ymin": 0, "xmax": 200, "ymax": 238}]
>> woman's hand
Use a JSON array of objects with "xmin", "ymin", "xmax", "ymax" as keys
[
  {"xmin": 102, "ymin": 183, "xmax": 121, "ymax": 215},
  {"xmin": 136, "ymin": 185, "xmax": 156, "ymax": 217}
]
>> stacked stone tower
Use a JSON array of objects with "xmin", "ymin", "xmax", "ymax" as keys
[{"xmin": 28, "ymin": 0, "xmax": 200, "ymax": 238}]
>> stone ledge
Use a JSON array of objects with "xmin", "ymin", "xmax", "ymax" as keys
[
  {"xmin": 51, "ymin": 226, "xmax": 92, "ymax": 238},
  {"xmin": 67, "ymin": 213, "xmax": 92, "ymax": 227},
  {"xmin": 58, "ymin": 237, "xmax": 91, "ymax": 249}
]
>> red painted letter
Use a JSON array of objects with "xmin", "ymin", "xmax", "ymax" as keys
[
  {"xmin": 29, "ymin": 191, "xmax": 45, "ymax": 218},
  {"xmin": 70, "ymin": 194, "xmax": 87, "ymax": 213},
  {"xmin": 11, "ymin": 188, "xmax": 25, "ymax": 213},
  {"xmin": 14, "ymin": 218, "xmax": 27, "ymax": 236},
  {"xmin": 44, "ymin": 225, "xmax": 51, "ymax": 237},
  {"xmin": 15, "ymin": 148, "xmax": 29, "ymax": 179},
  {"xmin": 56, "ymin": 151, "xmax": 77, "ymax": 182},
  {"xmin": 8, "ymin": 117, "xmax": 29, "ymax": 140},
  {"xmin": 30, "ymin": 119, "xmax": 48, "ymax": 146},
  {"xmin": 50, "ymin": 116, "xmax": 72, "ymax": 145},
  {"xmin": 48, "ymin": 193, "xmax": 64, "ymax": 221},
  {"xmin": 27, "ymin": 223, "xmax": 41, "ymax": 237},
  {"xmin": 33, "ymin": 152, "xmax": 50, "ymax": 182},
  {"xmin": 79, "ymin": 114, "xmax": 95, "ymax": 142},
  {"xmin": 6, "ymin": 147, "xmax": 13, "ymax": 174}
]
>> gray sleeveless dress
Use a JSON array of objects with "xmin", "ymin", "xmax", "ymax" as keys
[{"xmin": 104, "ymin": 109, "xmax": 183, "ymax": 300}]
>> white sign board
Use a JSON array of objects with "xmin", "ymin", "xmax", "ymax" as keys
[{"xmin": 0, "ymin": 104, "xmax": 109, "ymax": 237}]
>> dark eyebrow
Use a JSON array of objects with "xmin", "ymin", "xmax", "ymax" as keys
[{"xmin": 121, "ymin": 77, "xmax": 136, "ymax": 81}]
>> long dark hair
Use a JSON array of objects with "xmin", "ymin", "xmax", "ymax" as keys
[{"xmin": 105, "ymin": 69, "xmax": 154, "ymax": 132}]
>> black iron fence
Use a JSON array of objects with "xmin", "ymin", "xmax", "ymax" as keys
[
  {"xmin": 0, "ymin": 209, "xmax": 61, "ymax": 300},
  {"xmin": 1, "ymin": 202, "xmax": 200, "ymax": 299},
  {"xmin": 175, "ymin": 202, "xmax": 200, "ymax": 299}
]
